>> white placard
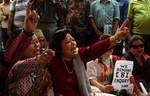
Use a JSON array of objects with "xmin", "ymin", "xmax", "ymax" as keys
[{"xmin": 112, "ymin": 60, "xmax": 133, "ymax": 92}]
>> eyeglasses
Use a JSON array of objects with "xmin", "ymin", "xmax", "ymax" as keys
[{"xmin": 130, "ymin": 44, "xmax": 144, "ymax": 49}]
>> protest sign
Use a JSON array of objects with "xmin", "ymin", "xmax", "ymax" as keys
[{"xmin": 112, "ymin": 60, "xmax": 133, "ymax": 91}]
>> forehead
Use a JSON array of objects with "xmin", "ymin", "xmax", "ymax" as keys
[
  {"xmin": 63, "ymin": 33, "xmax": 73, "ymax": 40},
  {"xmin": 32, "ymin": 35, "xmax": 38, "ymax": 39},
  {"xmin": 132, "ymin": 39, "xmax": 143, "ymax": 45},
  {"xmin": 38, "ymin": 37, "xmax": 45, "ymax": 40},
  {"xmin": 31, "ymin": 35, "xmax": 39, "ymax": 42}
]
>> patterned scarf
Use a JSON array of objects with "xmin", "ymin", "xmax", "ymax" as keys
[{"xmin": 8, "ymin": 57, "xmax": 53, "ymax": 96}]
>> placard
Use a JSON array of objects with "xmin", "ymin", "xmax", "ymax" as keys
[{"xmin": 112, "ymin": 60, "xmax": 133, "ymax": 91}]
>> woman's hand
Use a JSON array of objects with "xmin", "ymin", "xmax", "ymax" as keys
[
  {"xmin": 24, "ymin": 3, "xmax": 39, "ymax": 33},
  {"xmin": 109, "ymin": 27, "xmax": 129, "ymax": 48},
  {"xmin": 102, "ymin": 84, "xmax": 114, "ymax": 93},
  {"xmin": 36, "ymin": 49, "xmax": 55, "ymax": 65},
  {"xmin": 114, "ymin": 27, "xmax": 130, "ymax": 41}
]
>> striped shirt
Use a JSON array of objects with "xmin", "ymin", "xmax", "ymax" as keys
[{"xmin": 10, "ymin": 0, "xmax": 29, "ymax": 27}]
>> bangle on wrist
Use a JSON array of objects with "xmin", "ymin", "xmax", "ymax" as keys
[{"xmin": 23, "ymin": 28, "xmax": 33, "ymax": 36}]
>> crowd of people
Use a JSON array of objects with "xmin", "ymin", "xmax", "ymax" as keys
[{"xmin": 0, "ymin": 0, "xmax": 150, "ymax": 95}]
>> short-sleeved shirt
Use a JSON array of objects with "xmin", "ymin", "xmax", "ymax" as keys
[
  {"xmin": 89, "ymin": 0, "xmax": 120, "ymax": 32},
  {"xmin": 10, "ymin": 0, "xmax": 29, "ymax": 28},
  {"xmin": 127, "ymin": 0, "xmax": 150, "ymax": 35}
]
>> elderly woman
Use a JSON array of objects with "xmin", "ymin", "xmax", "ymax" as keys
[
  {"xmin": 7, "ymin": 5, "xmax": 54, "ymax": 96},
  {"xmin": 8, "ymin": 33, "xmax": 53, "ymax": 95},
  {"xmin": 123, "ymin": 35, "xmax": 149, "ymax": 83},
  {"xmin": 0, "ymin": 4, "xmax": 39, "ymax": 95},
  {"xmin": 122, "ymin": 35, "xmax": 150, "ymax": 96}
]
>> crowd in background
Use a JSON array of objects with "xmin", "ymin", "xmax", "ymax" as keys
[{"xmin": 0, "ymin": 0, "xmax": 150, "ymax": 95}]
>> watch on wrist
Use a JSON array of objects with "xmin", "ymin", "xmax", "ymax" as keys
[{"xmin": 23, "ymin": 29, "xmax": 33, "ymax": 36}]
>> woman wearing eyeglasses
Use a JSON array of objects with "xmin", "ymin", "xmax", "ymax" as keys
[{"xmin": 122, "ymin": 35, "xmax": 150, "ymax": 95}]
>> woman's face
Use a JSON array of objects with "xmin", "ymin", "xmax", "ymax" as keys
[
  {"xmin": 130, "ymin": 39, "xmax": 144, "ymax": 57},
  {"xmin": 23, "ymin": 35, "xmax": 40, "ymax": 58},
  {"xmin": 61, "ymin": 33, "xmax": 77, "ymax": 59},
  {"xmin": 34, "ymin": 29, "xmax": 47, "ymax": 51},
  {"xmin": 38, "ymin": 37, "xmax": 46, "ymax": 49}
]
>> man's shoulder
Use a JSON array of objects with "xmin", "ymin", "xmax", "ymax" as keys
[
  {"xmin": 110, "ymin": 0, "xmax": 119, "ymax": 6},
  {"xmin": 91, "ymin": 0, "xmax": 99, "ymax": 5}
]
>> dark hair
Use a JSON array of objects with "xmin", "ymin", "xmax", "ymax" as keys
[
  {"xmin": 49, "ymin": 28, "xmax": 72, "ymax": 58},
  {"xmin": 144, "ymin": 58, "xmax": 150, "ymax": 70},
  {"xmin": 116, "ymin": 89, "xmax": 132, "ymax": 96},
  {"xmin": 144, "ymin": 57, "xmax": 150, "ymax": 82},
  {"xmin": 128, "ymin": 35, "xmax": 144, "ymax": 48}
]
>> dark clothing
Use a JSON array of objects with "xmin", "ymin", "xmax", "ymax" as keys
[
  {"xmin": 124, "ymin": 52, "xmax": 149, "ymax": 86},
  {"xmin": 67, "ymin": 0, "xmax": 90, "ymax": 47},
  {"xmin": 1, "ymin": 28, "xmax": 9, "ymax": 48},
  {"xmin": 117, "ymin": 0, "xmax": 129, "ymax": 25},
  {"xmin": 49, "ymin": 58, "xmax": 80, "ymax": 96},
  {"xmin": 36, "ymin": 0, "xmax": 63, "ymax": 43},
  {"xmin": 113, "ymin": 41, "xmax": 124, "ymax": 56}
]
